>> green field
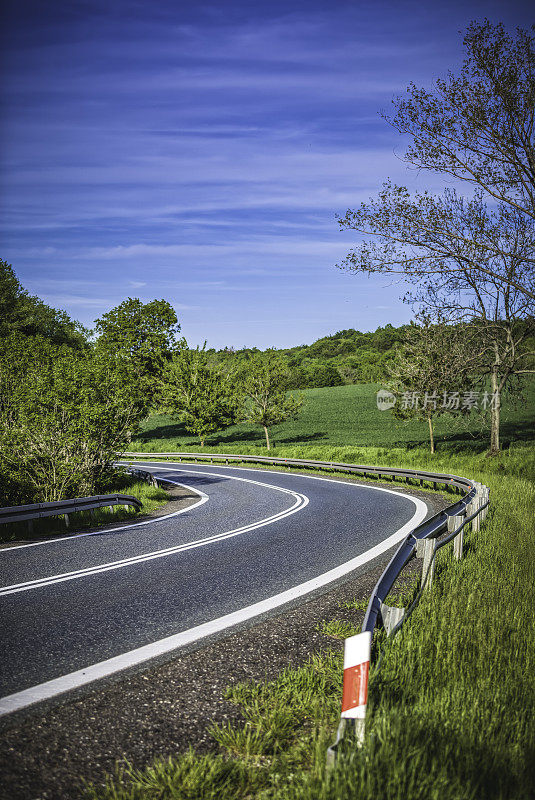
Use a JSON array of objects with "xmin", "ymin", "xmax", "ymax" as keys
[{"xmin": 132, "ymin": 381, "xmax": 535, "ymax": 453}]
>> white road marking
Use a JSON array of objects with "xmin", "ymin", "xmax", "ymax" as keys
[
  {"xmin": 0, "ymin": 461, "xmax": 429, "ymax": 716},
  {"xmin": 0, "ymin": 473, "xmax": 308, "ymax": 596},
  {"xmin": 1, "ymin": 481, "xmax": 209, "ymax": 552},
  {"xmin": 0, "ymin": 492, "xmax": 426, "ymax": 717}
]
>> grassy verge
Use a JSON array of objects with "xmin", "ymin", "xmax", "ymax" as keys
[
  {"xmin": 85, "ymin": 447, "xmax": 535, "ymax": 800},
  {"xmin": 0, "ymin": 478, "xmax": 170, "ymax": 544}
]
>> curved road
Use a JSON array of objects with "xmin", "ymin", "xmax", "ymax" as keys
[{"xmin": 0, "ymin": 462, "xmax": 428, "ymax": 716}]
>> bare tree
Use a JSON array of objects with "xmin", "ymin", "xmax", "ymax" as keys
[
  {"xmin": 339, "ymin": 189, "xmax": 535, "ymax": 453},
  {"xmin": 385, "ymin": 322, "xmax": 477, "ymax": 453},
  {"xmin": 387, "ymin": 21, "xmax": 535, "ymax": 224}
]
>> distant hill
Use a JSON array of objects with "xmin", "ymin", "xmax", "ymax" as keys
[{"xmin": 206, "ymin": 323, "xmax": 410, "ymax": 389}]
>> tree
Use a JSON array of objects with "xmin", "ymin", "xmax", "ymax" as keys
[
  {"xmin": 387, "ymin": 22, "xmax": 535, "ymax": 227},
  {"xmin": 0, "ymin": 260, "xmax": 88, "ymax": 347},
  {"xmin": 0, "ymin": 333, "xmax": 146, "ymax": 504},
  {"xmin": 161, "ymin": 346, "xmax": 240, "ymax": 446},
  {"xmin": 340, "ymin": 187, "xmax": 535, "ymax": 453},
  {"xmin": 356, "ymin": 21, "xmax": 535, "ymax": 303},
  {"xmin": 385, "ymin": 322, "xmax": 477, "ymax": 453},
  {"xmin": 95, "ymin": 298, "xmax": 181, "ymax": 408},
  {"xmin": 241, "ymin": 351, "xmax": 303, "ymax": 449},
  {"xmin": 338, "ymin": 21, "xmax": 535, "ymax": 452}
]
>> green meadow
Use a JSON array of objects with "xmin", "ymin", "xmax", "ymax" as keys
[{"xmin": 131, "ymin": 381, "xmax": 535, "ymax": 453}]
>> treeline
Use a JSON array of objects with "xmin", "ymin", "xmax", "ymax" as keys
[
  {"xmin": 0, "ymin": 261, "xmax": 181, "ymax": 505},
  {"xmin": 206, "ymin": 324, "xmax": 409, "ymax": 388},
  {"xmin": 2, "ymin": 250, "xmax": 533, "ymax": 507},
  {"xmin": 0, "ymin": 261, "xmax": 302, "ymax": 504}
]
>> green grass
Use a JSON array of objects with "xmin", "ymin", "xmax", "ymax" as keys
[
  {"xmin": 0, "ymin": 478, "xmax": 170, "ymax": 544},
  {"xmin": 315, "ymin": 619, "xmax": 361, "ymax": 640},
  {"xmin": 85, "ymin": 447, "xmax": 535, "ymax": 800},
  {"xmin": 132, "ymin": 381, "xmax": 535, "ymax": 453}
]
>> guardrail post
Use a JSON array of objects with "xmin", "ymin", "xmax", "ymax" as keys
[
  {"xmin": 27, "ymin": 519, "xmax": 34, "ymax": 535},
  {"xmin": 416, "ymin": 538, "xmax": 435, "ymax": 589},
  {"xmin": 470, "ymin": 489, "xmax": 482, "ymax": 533},
  {"xmin": 447, "ymin": 514, "xmax": 464, "ymax": 560},
  {"xmin": 64, "ymin": 514, "xmax": 70, "ymax": 528},
  {"xmin": 481, "ymin": 486, "xmax": 489, "ymax": 522},
  {"xmin": 380, "ymin": 603, "xmax": 405, "ymax": 635}
]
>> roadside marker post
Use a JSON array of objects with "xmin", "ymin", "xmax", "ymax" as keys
[
  {"xmin": 326, "ymin": 631, "xmax": 371, "ymax": 769},
  {"xmin": 341, "ymin": 631, "xmax": 372, "ymax": 742}
]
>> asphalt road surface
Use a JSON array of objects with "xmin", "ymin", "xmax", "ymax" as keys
[{"xmin": 0, "ymin": 462, "xmax": 428, "ymax": 716}]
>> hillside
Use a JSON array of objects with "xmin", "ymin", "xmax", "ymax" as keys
[
  {"xmin": 207, "ymin": 324, "xmax": 410, "ymax": 388},
  {"xmin": 132, "ymin": 381, "xmax": 535, "ymax": 453}
]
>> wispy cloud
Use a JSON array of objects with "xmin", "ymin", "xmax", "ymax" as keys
[{"xmin": 3, "ymin": 0, "xmax": 529, "ymax": 347}]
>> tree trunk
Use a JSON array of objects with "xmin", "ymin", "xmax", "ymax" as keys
[
  {"xmin": 200, "ymin": 439, "xmax": 205, "ymax": 447},
  {"xmin": 489, "ymin": 367, "xmax": 501, "ymax": 455},
  {"xmin": 427, "ymin": 415, "xmax": 435, "ymax": 454},
  {"xmin": 263, "ymin": 425, "xmax": 270, "ymax": 450}
]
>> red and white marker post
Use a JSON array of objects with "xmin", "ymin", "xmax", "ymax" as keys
[
  {"xmin": 341, "ymin": 631, "xmax": 371, "ymax": 743},
  {"xmin": 326, "ymin": 631, "xmax": 372, "ymax": 767}
]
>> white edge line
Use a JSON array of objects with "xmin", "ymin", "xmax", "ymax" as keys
[
  {"xmin": 0, "ymin": 471, "xmax": 308, "ymax": 594},
  {"xmin": 0, "ymin": 497, "xmax": 426, "ymax": 717},
  {"xmin": 1, "ymin": 482, "xmax": 209, "ymax": 552},
  {"xmin": 0, "ymin": 489, "xmax": 307, "ymax": 596}
]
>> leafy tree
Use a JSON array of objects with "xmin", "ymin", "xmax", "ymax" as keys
[
  {"xmin": 95, "ymin": 297, "xmax": 181, "ymax": 408},
  {"xmin": 161, "ymin": 346, "xmax": 240, "ymax": 446},
  {"xmin": 0, "ymin": 259, "xmax": 88, "ymax": 347},
  {"xmin": 385, "ymin": 323, "xmax": 477, "ymax": 453},
  {"xmin": 0, "ymin": 333, "xmax": 146, "ymax": 504},
  {"xmin": 241, "ymin": 351, "xmax": 303, "ymax": 449}
]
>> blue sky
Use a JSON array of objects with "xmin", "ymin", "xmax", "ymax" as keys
[{"xmin": 1, "ymin": 0, "xmax": 532, "ymax": 348}]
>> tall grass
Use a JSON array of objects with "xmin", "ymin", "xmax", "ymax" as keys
[{"xmin": 85, "ymin": 448, "xmax": 535, "ymax": 799}]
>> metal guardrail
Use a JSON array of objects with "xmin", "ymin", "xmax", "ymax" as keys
[
  {"xmin": 120, "ymin": 450, "xmax": 490, "ymax": 764},
  {"xmin": 0, "ymin": 493, "xmax": 143, "ymax": 533},
  {"xmin": 121, "ymin": 451, "xmax": 476, "ymax": 492},
  {"xmin": 0, "ymin": 451, "xmax": 490, "ymax": 754}
]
